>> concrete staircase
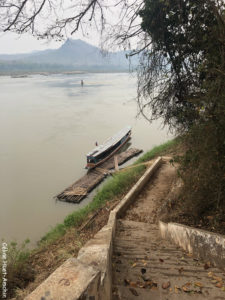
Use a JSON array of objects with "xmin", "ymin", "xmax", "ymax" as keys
[
  {"xmin": 112, "ymin": 219, "xmax": 225, "ymax": 299},
  {"xmin": 25, "ymin": 158, "xmax": 225, "ymax": 300}
]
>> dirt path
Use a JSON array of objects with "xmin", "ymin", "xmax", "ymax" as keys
[{"xmin": 112, "ymin": 161, "xmax": 225, "ymax": 299}]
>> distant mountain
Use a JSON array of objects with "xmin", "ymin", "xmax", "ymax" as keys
[{"xmin": 0, "ymin": 39, "xmax": 136, "ymax": 73}]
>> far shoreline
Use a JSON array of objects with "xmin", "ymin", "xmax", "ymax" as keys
[{"xmin": 0, "ymin": 70, "xmax": 131, "ymax": 77}]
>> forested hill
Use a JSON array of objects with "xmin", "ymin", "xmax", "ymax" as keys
[{"xmin": 0, "ymin": 39, "xmax": 133, "ymax": 73}]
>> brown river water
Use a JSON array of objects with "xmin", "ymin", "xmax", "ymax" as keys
[{"xmin": 0, "ymin": 72, "xmax": 172, "ymax": 246}]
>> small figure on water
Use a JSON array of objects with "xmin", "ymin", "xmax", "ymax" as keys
[{"xmin": 81, "ymin": 80, "xmax": 84, "ymax": 86}]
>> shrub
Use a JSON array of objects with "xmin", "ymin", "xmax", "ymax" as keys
[{"xmin": 0, "ymin": 239, "xmax": 34, "ymax": 299}]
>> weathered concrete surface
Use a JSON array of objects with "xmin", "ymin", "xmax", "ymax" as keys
[
  {"xmin": 77, "ymin": 225, "xmax": 114, "ymax": 300},
  {"xmin": 114, "ymin": 157, "xmax": 162, "ymax": 218},
  {"xmin": 25, "ymin": 156, "xmax": 162, "ymax": 300},
  {"xmin": 159, "ymin": 221, "xmax": 225, "ymax": 270},
  {"xmin": 25, "ymin": 258, "xmax": 100, "ymax": 300},
  {"xmin": 112, "ymin": 161, "xmax": 225, "ymax": 299},
  {"xmin": 112, "ymin": 219, "xmax": 225, "ymax": 299},
  {"xmin": 25, "ymin": 226, "xmax": 113, "ymax": 300}
]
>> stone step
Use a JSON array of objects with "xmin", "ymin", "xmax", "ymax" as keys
[
  {"xmin": 112, "ymin": 219, "xmax": 225, "ymax": 299},
  {"xmin": 112, "ymin": 284, "xmax": 221, "ymax": 300}
]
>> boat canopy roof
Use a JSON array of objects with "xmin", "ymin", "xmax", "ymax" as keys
[{"xmin": 86, "ymin": 125, "xmax": 131, "ymax": 158}]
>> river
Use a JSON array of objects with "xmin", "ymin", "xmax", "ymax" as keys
[{"xmin": 0, "ymin": 72, "xmax": 171, "ymax": 246}]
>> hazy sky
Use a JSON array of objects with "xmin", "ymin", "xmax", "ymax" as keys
[
  {"xmin": 0, "ymin": 31, "xmax": 101, "ymax": 54},
  {"xmin": 0, "ymin": 0, "xmax": 105, "ymax": 54},
  {"xmin": 0, "ymin": 2, "xmax": 116, "ymax": 54},
  {"xmin": 0, "ymin": 1, "xmax": 141, "ymax": 55}
]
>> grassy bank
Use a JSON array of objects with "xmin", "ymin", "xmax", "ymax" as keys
[
  {"xmin": 41, "ymin": 138, "xmax": 179, "ymax": 244},
  {"xmin": 0, "ymin": 138, "xmax": 179, "ymax": 299}
]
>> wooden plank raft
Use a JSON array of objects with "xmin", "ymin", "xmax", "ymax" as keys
[{"xmin": 56, "ymin": 148, "xmax": 142, "ymax": 203}]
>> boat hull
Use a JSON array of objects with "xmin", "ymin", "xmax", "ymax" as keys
[{"xmin": 85, "ymin": 133, "xmax": 131, "ymax": 169}]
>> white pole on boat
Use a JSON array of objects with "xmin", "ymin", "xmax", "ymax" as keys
[{"xmin": 114, "ymin": 155, "xmax": 119, "ymax": 171}]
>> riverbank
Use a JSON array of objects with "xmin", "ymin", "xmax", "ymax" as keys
[
  {"xmin": 0, "ymin": 73, "xmax": 172, "ymax": 245},
  {"xmin": 3, "ymin": 139, "xmax": 180, "ymax": 299}
]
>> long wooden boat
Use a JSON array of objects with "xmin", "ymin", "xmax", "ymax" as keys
[{"xmin": 86, "ymin": 126, "xmax": 132, "ymax": 169}]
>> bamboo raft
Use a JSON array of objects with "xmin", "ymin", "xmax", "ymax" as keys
[{"xmin": 56, "ymin": 148, "xmax": 142, "ymax": 203}]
